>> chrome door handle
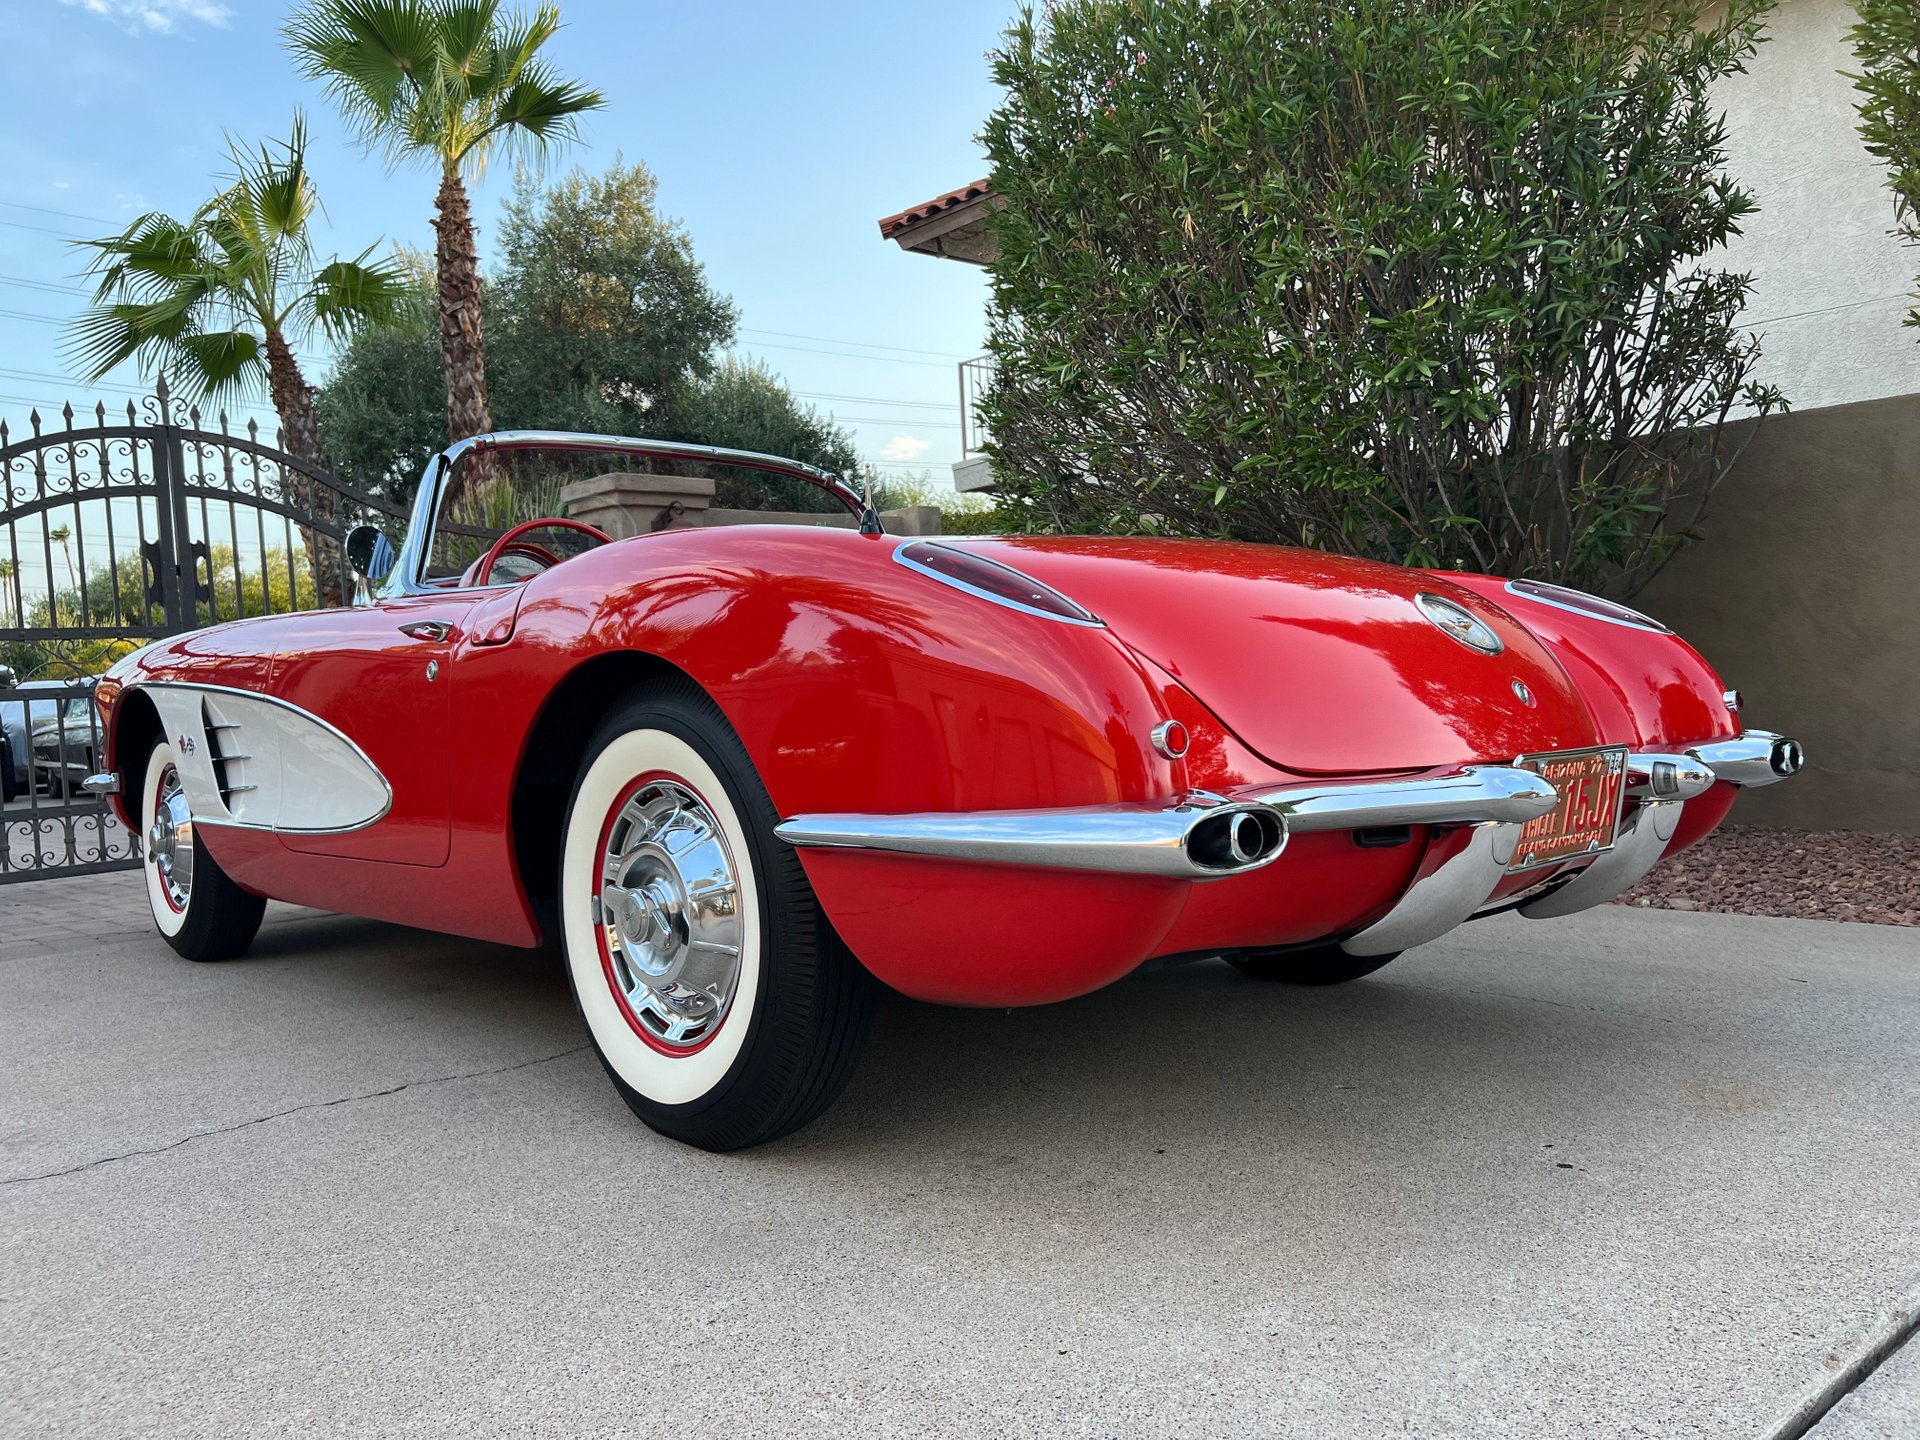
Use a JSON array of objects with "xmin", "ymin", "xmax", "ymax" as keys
[{"xmin": 398, "ymin": 620, "xmax": 453, "ymax": 642}]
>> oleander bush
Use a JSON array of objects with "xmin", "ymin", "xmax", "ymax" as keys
[
  {"xmin": 1848, "ymin": 0, "xmax": 1920, "ymax": 333},
  {"xmin": 979, "ymin": 0, "xmax": 1786, "ymax": 596}
]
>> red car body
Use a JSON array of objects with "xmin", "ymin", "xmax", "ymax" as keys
[{"xmin": 94, "ymin": 440, "xmax": 1797, "ymax": 1012}]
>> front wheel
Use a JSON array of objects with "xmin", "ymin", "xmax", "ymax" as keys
[
  {"xmin": 559, "ymin": 683, "xmax": 875, "ymax": 1151},
  {"xmin": 1226, "ymin": 943, "xmax": 1402, "ymax": 986},
  {"xmin": 140, "ymin": 737, "xmax": 266, "ymax": 961}
]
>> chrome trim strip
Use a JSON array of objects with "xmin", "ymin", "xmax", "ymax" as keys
[
  {"xmin": 1340, "ymin": 821, "xmax": 1520, "ymax": 956},
  {"xmin": 1518, "ymin": 798, "xmax": 1682, "ymax": 920},
  {"xmin": 81, "ymin": 772, "xmax": 121, "ymax": 796},
  {"xmin": 1501, "ymin": 578, "xmax": 1673, "ymax": 634},
  {"xmin": 891, "ymin": 541, "xmax": 1104, "ymax": 628},
  {"xmin": 775, "ymin": 796, "xmax": 1288, "ymax": 880},
  {"xmin": 1687, "ymin": 729, "xmax": 1804, "ymax": 788},
  {"xmin": 125, "ymin": 681, "xmax": 396, "ymax": 835},
  {"xmin": 1252, "ymin": 766, "xmax": 1560, "ymax": 833}
]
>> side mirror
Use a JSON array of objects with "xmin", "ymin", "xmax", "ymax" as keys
[
  {"xmin": 0, "ymin": 665, "xmax": 15, "ymax": 690},
  {"xmin": 344, "ymin": 525, "xmax": 396, "ymax": 605}
]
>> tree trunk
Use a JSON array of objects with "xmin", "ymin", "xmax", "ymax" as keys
[
  {"xmin": 434, "ymin": 163, "xmax": 494, "ymax": 506},
  {"xmin": 263, "ymin": 327, "xmax": 345, "ymax": 608}
]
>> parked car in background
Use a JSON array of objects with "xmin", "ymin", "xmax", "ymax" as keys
[
  {"xmin": 0, "ymin": 678, "xmax": 90, "ymax": 802},
  {"xmin": 91, "ymin": 432, "xmax": 1803, "ymax": 1152},
  {"xmin": 31, "ymin": 692, "xmax": 100, "ymax": 798}
]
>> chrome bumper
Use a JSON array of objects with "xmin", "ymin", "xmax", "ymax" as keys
[
  {"xmin": 1343, "ymin": 728, "xmax": 1801, "ymax": 952},
  {"xmin": 777, "ymin": 729, "xmax": 1799, "ymax": 937},
  {"xmin": 81, "ymin": 772, "xmax": 121, "ymax": 796},
  {"xmin": 774, "ymin": 795, "xmax": 1290, "ymax": 880},
  {"xmin": 1688, "ymin": 729, "xmax": 1804, "ymax": 788}
]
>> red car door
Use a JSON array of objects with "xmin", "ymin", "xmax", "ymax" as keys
[{"xmin": 269, "ymin": 591, "xmax": 477, "ymax": 867}]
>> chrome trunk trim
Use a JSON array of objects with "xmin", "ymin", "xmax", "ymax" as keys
[
  {"xmin": 1688, "ymin": 730, "xmax": 1804, "ymax": 788},
  {"xmin": 1519, "ymin": 799, "xmax": 1683, "ymax": 919},
  {"xmin": 1253, "ymin": 766, "xmax": 1560, "ymax": 833},
  {"xmin": 774, "ymin": 796, "xmax": 1288, "ymax": 880}
]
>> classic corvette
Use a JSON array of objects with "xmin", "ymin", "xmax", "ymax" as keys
[{"xmin": 88, "ymin": 432, "xmax": 1802, "ymax": 1150}]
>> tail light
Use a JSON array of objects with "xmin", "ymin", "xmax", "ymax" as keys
[{"xmin": 894, "ymin": 541, "xmax": 1101, "ymax": 627}]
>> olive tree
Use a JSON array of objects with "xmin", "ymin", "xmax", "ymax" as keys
[{"xmin": 980, "ymin": 0, "xmax": 1785, "ymax": 595}]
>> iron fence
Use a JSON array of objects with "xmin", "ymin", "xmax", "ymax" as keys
[{"xmin": 0, "ymin": 379, "xmax": 410, "ymax": 882}]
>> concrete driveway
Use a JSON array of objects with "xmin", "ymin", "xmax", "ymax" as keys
[{"xmin": 3, "ymin": 874, "xmax": 1916, "ymax": 1438}]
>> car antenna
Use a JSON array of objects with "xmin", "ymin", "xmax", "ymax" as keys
[{"xmin": 857, "ymin": 464, "xmax": 883, "ymax": 535}]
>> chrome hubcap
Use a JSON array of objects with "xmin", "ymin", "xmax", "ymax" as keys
[
  {"xmin": 148, "ymin": 763, "xmax": 194, "ymax": 911},
  {"xmin": 597, "ymin": 779, "xmax": 742, "ymax": 1049}
]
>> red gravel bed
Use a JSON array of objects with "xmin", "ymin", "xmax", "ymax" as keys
[{"xmin": 1617, "ymin": 824, "xmax": 1920, "ymax": 927}]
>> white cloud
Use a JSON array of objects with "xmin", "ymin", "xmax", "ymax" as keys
[
  {"xmin": 60, "ymin": 0, "xmax": 232, "ymax": 33},
  {"xmin": 880, "ymin": 434, "xmax": 932, "ymax": 463}
]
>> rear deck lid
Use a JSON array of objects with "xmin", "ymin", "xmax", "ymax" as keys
[{"xmin": 957, "ymin": 537, "xmax": 1598, "ymax": 775}]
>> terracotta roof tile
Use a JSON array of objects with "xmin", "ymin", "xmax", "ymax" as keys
[{"xmin": 877, "ymin": 179, "xmax": 995, "ymax": 240}]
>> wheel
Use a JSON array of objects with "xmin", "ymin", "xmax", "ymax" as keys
[
  {"xmin": 141, "ymin": 736, "xmax": 266, "ymax": 961},
  {"xmin": 1226, "ymin": 943, "xmax": 1402, "ymax": 986},
  {"xmin": 559, "ymin": 681, "xmax": 876, "ymax": 1151},
  {"xmin": 0, "ymin": 745, "xmax": 16, "ymax": 802}
]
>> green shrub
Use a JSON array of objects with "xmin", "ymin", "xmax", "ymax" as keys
[
  {"xmin": 980, "ymin": 0, "xmax": 1784, "ymax": 595},
  {"xmin": 1848, "ymin": 0, "xmax": 1920, "ymax": 333}
]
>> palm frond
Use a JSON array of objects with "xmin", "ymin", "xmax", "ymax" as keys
[
  {"xmin": 287, "ymin": 0, "xmax": 599, "ymax": 174},
  {"xmin": 304, "ymin": 252, "xmax": 410, "ymax": 338},
  {"xmin": 173, "ymin": 331, "xmax": 266, "ymax": 403},
  {"xmin": 285, "ymin": 0, "xmax": 444, "ymax": 162}
]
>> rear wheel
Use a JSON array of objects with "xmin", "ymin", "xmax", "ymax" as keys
[
  {"xmin": 559, "ymin": 682, "xmax": 875, "ymax": 1151},
  {"xmin": 141, "ymin": 737, "xmax": 266, "ymax": 961},
  {"xmin": 1226, "ymin": 943, "xmax": 1401, "ymax": 986}
]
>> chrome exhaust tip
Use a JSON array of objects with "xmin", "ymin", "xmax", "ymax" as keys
[
  {"xmin": 1186, "ymin": 805, "xmax": 1287, "ymax": 873},
  {"xmin": 1770, "ymin": 736, "xmax": 1805, "ymax": 777}
]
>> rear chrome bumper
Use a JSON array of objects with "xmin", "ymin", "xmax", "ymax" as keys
[
  {"xmin": 1342, "ymin": 728, "xmax": 1801, "ymax": 952},
  {"xmin": 777, "ymin": 729, "xmax": 1800, "ymax": 937}
]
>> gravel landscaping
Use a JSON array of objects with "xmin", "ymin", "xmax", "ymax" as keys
[{"xmin": 1619, "ymin": 825, "xmax": 1920, "ymax": 927}]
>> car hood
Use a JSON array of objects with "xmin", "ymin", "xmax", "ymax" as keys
[{"xmin": 954, "ymin": 537, "xmax": 1600, "ymax": 775}]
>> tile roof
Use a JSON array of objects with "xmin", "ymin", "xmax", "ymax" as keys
[{"xmin": 877, "ymin": 179, "xmax": 995, "ymax": 240}]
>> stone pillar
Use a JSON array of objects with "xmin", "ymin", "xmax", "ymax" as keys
[
  {"xmin": 880, "ymin": 505, "xmax": 943, "ymax": 536},
  {"xmin": 558, "ymin": 471, "xmax": 714, "ymax": 539}
]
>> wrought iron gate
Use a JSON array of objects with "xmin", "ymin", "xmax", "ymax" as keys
[{"xmin": 0, "ymin": 379, "xmax": 409, "ymax": 882}]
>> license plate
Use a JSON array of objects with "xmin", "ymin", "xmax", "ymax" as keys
[{"xmin": 1508, "ymin": 746, "xmax": 1628, "ymax": 871}]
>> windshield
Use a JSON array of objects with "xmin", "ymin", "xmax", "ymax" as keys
[{"xmin": 414, "ymin": 437, "xmax": 861, "ymax": 588}]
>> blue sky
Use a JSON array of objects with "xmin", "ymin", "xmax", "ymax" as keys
[{"xmin": 0, "ymin": 0, "xmax": 1005, "ymax": 483}]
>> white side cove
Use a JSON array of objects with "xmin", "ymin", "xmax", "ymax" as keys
[{"xmin": 135, "ymin": 683, "xmax": 392, "ymax": 834}]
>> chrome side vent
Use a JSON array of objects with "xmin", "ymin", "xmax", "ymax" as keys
[{"xmin": 200, "ymin": 698, "xmax": 257, "ymax": 808}]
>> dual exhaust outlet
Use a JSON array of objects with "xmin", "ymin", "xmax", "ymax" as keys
[{"xmin": 1184, "ymin": 803, "xmax": 1288, "ymax": 873}]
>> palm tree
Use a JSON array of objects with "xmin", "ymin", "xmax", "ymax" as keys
[
  {"xmin": 69, "ymin": 118, "xmax": 404, "ymax": 601},
  {"xmin": 286, "ymin": 0, "xmax": 603, "ymax": 467},
  {"xmin": 48, "ymin": 525, "xmax": 76, "ymax": 623},
  {"xmin": 0, "ymin": 558, "xmax": 15, "ymax": 625}
]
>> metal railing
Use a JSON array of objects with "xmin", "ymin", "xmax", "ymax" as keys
[{"xmin": 958, "ymin": 355, "xmax": 994, "ymax": 459}]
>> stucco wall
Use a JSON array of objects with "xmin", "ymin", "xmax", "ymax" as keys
[
  {"xmin": 1713, "ymin": 0, "xmax": 1920, "ymax": 410},
  {"xmin": 1636, "ymin": 392, "xmax": 1920, "ymax": 833}
]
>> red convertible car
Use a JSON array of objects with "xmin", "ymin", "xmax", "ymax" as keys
[{"xmin": 89, "ymin": 433, "xmax": 1802, "ymax": 1150}]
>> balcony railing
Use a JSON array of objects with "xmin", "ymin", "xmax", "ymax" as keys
[{"xmin": 958, "ymin": 354, "xmax": 994, "ymax": 459}]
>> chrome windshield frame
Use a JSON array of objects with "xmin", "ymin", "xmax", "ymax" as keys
[{"xmin": 384, "ymin": 430, "xmax": 869, "ymax": 598}]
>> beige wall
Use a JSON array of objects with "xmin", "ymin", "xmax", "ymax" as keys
[
  {"xmin": 1712, "ymin": 0, "xmax": 1920, "ymax": 410},
  {"xmin": 1637, "ymin": 392, "xmax": 1920, "ymax": 833}
]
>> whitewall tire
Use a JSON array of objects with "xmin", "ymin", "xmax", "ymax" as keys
[
  {"xmin": 559, "ymin": 681, "xmax": 875, "ymax": 1151},
  {"xmin": 140, "ymin": 736, "xmax": 266, "ymax": 961}
]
